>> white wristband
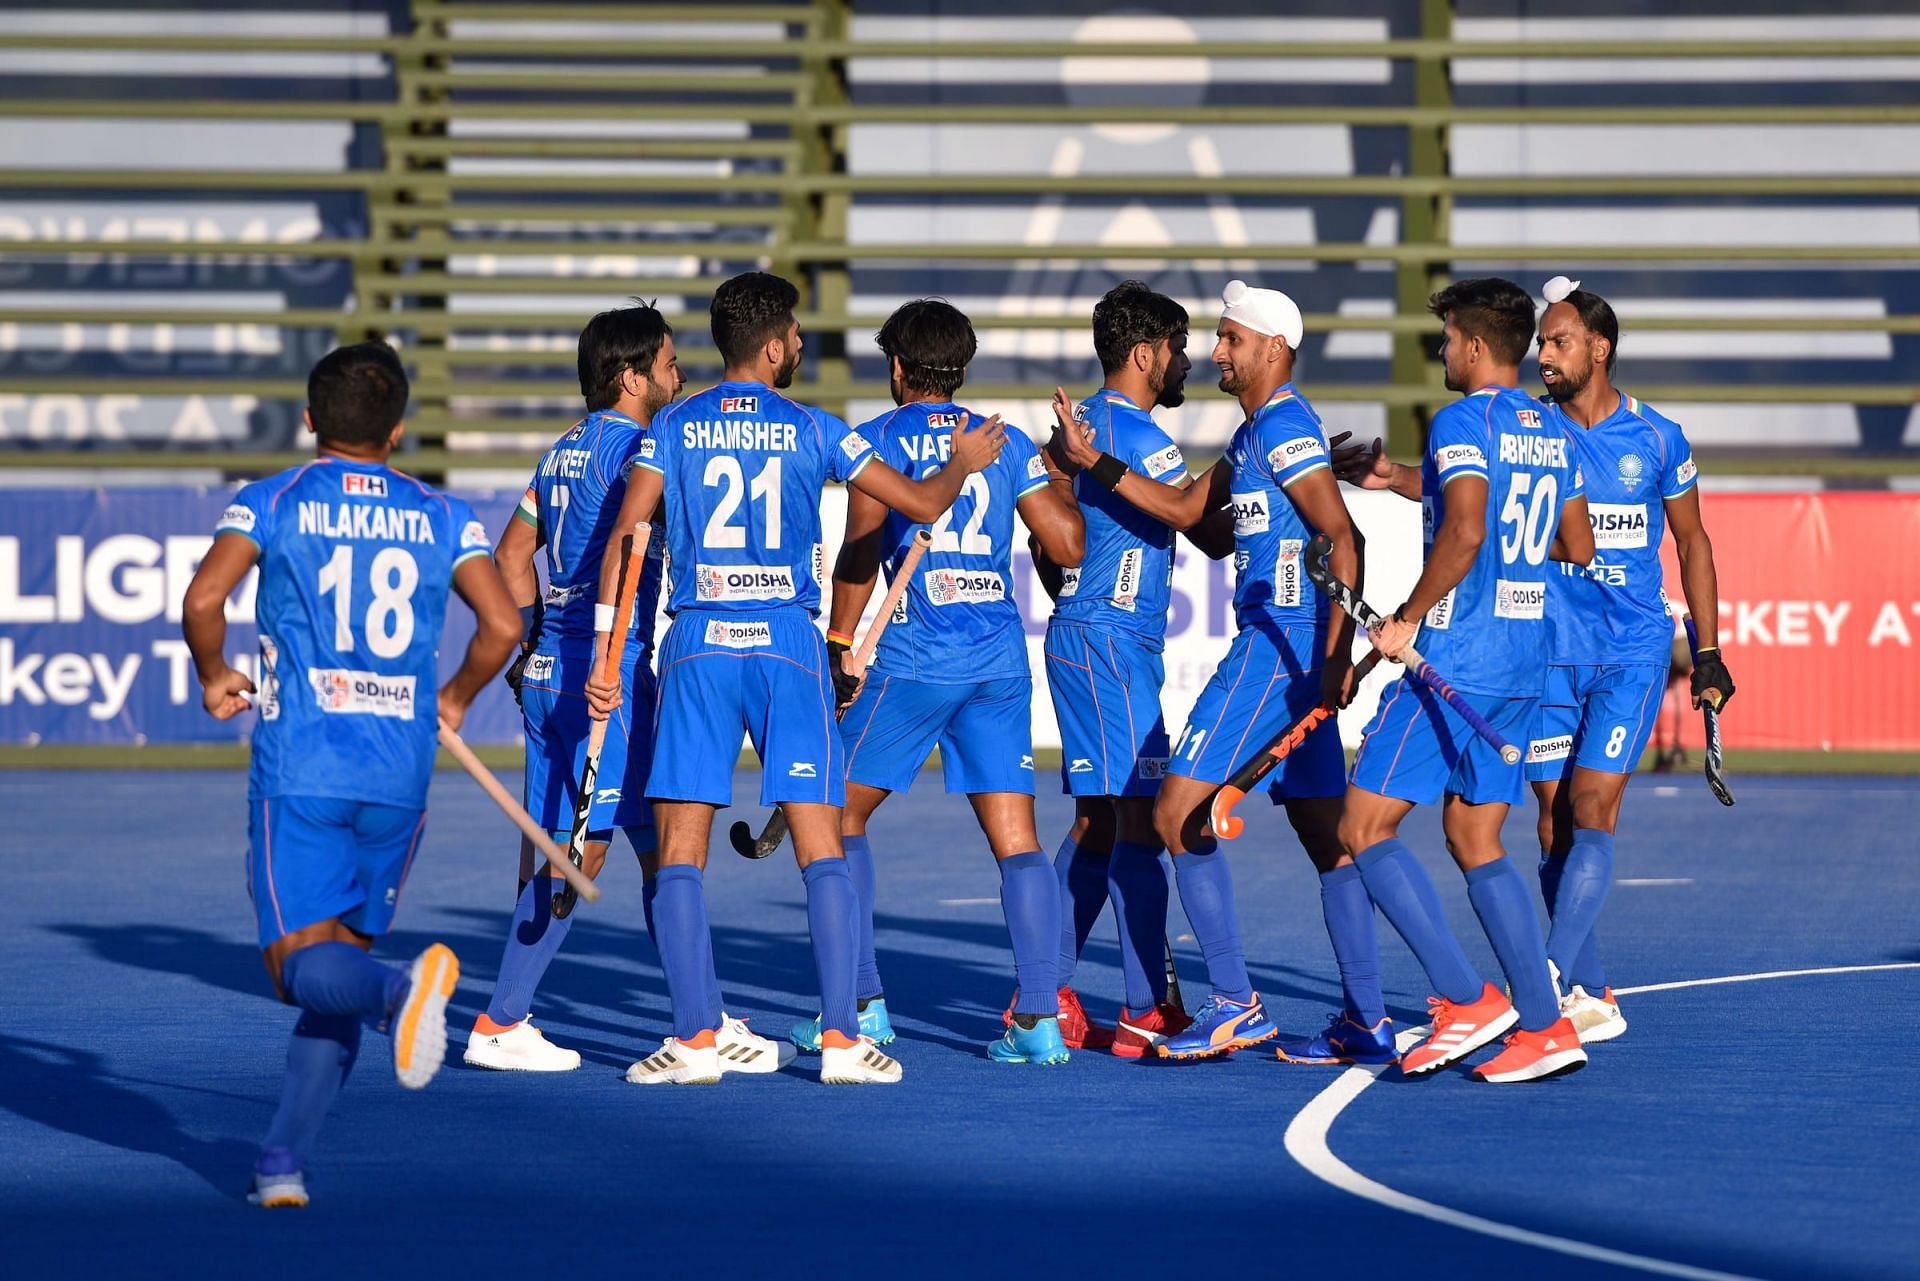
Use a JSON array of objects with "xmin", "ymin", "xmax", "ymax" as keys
[{"xmin": 594, "ymin": 603, "xmax": 616, "ymax": 632}]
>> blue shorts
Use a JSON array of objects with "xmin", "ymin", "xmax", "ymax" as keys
[
  {"xmin": 1525, "ymin": 663, "xmax": 1667, "ymax": 783},
  {"xmin": 520, "ymin": 646, "xmax": 656, "ymax": 840},
  {"xmin": 1348, "ymin": 677, "xmax": 1533, "ymax": 808},
  {"xmin": 1043, "ymin": 620, "xmax": 1170, "ymax": 798},
  {"xmin": 647, "ymin": 610, "xmax": 845, "ymax": 808},
  {"xmin": 247, "ymin": 795, "xmax": 427, "ymax": 948},
  {"xmin": 842, "ymin": 673, "xmax": 1036, "ymax": 795},
  {"xmin": 1168, "ymin": 621, "xmax": 1343, "ymax": 799}
]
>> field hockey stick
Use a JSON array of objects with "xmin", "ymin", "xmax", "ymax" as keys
[
  {"xmin": 553, "ymin": 521, "xmax": 651, "ymax": 918},
  {"xmin": 1303, "ymin": 533, "xmax": 1523, "ymax": 766},
  {"xmin": 438, "ymin": 723, "xmax": 600, "ymax": 908},
  {"xmin": 1162, "ymin": 939, "xmax": 1185, "ymax": 1012},
  {"xmin": 730, "ymin": 529, "xmax": 935, "ymax": 860},
  {"xmin": 1209, "ymin": 649, "xmax": 1384, "ymax": 840},
  {"xmin": 1683, "ymin": 615, "xmax": 1736, "ymax": 807}
]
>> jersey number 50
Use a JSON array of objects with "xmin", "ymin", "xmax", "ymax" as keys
[
  {"xmin": 1498, "ymin": 472, "xmax": 1559, "ymax": 567},
  {"xmin": 317, "ymin": 545, "xmax": 419, "ymax": 659}
]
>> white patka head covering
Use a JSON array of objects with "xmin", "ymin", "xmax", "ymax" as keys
[{"xmin": 1221, "ymin": 279, "xmax": 1304, "ymax": 350}]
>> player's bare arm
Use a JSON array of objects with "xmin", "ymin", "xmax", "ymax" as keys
[
  {"xmin": 181, "ymin": 531, "xmax": 262, "ymax": 719},
  {"xmin": 1328, "ymin": 430, "xmax": 1422, "ymax": 500},
  {"xmin": 827, "ymin": 483, "xmax": 890, "ymax": 706},
  {"xmin": 493, "ymin": 512, "xmax": 542, "ymax": 610},
  {"xmin": 1375, "ymin": 473, "xmax": 1488, "ymax": 660},
  {"xmin": 439, "ymin": 554, "xmax": 521, "ymax": 732},
  {"xmin": 1666, "ymin": 484, "xmax": 1733, "ymax": 708},
  {"xmin": 1549, "ymin": 492, "xmax": 1595, "ymax": 565},
  {"xmin": 851, "ymin": 412, "xmax": 1006, "ymax": 523},
  {"xmin": 1285, "ymin": 467, "xmax": 1366, "ymax": 706},
  {"xmin": 584, "ymin": 464, "xmax": 665, "ymax": 717},
  {"xmin": 1016, "ymin": 477, "xmax": 1084, "ymax": 568}
]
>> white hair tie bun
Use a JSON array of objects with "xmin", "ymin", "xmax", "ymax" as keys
[{"xmin": 1543, "ymin": 275, "xmax": 1581, "ymax": 305}]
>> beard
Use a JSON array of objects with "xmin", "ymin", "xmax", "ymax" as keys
[
  {"xmin": 1148, "ymin": 355, "xmax": 1186, "ymax": 408},
  {"xmin": 642, "ymin": 376, "xmax": 676, "ymax": 418},
  {"xmin": 773, "ymin": 346, "xmax": 802, "ymax": 389},
  {"xmin": 1539, "ymin": 361, "xmax": 1592, "ymax": 403}
]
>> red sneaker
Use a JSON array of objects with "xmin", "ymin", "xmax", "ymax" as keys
[
  {"xmin": 1399, "ymin": 983, "xmax": 1518, "ymax": 1076},
  {"xmin": 1004, "ymin": 986, "xmax": 1114, "ymax": 1050},
  {"xmin": 1471, "ymin": 1016, "xmax": 1588, "ymax": 1083},
  {"xmin": 1111, "ymin": 1003, "xmax": 1192, "ymax": 1058}
]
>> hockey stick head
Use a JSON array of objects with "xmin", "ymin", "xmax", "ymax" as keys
[
  {"xmin": 1304, "ymin": 532, "xmax": 1337, "ymax": 594},
  {"xmin": 1209, "ymin": 785, "xmax": 1250, "ymax": 840},
  {"xmin": 729, "ymin": 819, "xmax": 772, "ymax": 859}
]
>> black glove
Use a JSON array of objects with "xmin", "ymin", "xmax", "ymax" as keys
[
  {"xmin": 504, "ymin": 646, "xmax": 532, "ymax": 707},
  {"xmin": 827, "ymin": 638, "xmax": 861, "ymax": 711},
  {"xmin": 1690, "ymin": 647, "xmax": 1734, "ymax": 711}
]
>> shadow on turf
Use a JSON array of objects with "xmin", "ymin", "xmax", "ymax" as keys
[{"xmin": 0, "ymin": 1036, "xmax": 258, "ymax": 1200}]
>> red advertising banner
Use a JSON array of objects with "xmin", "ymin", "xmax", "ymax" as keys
[{"xmin": 1658, "ymin": 492, "xmax": 1920, "ymax": 752}]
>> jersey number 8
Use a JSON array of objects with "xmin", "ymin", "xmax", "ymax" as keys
[{"xmin": 317, "ymin": 545, "xmax": 419, "ymax": 659}]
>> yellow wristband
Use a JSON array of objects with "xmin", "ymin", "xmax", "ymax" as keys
[{"xmin": 826, "ymin": 630, "xmax": 855, "ymax": 647}]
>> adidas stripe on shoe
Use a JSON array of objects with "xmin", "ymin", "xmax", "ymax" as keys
[
  {"xmin": 1472, "ymin": 1016, "xmax": 1589, "ymax": 1083},
  {"xmin": 1399, "ymin": 983, "xmax": 1518, "ymax": 1077}
]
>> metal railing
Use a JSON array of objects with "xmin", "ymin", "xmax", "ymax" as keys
[{"xmin": 0, "ymin": 0, "xmax": 1914, "ymax": 475}]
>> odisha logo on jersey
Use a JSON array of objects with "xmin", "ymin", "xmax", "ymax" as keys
[
  {"xmin": 704, "ymin": 619, "xmax": 773, "ymax": 648},
  {"xmin": 308, "ymin": 668, "xmax": 416, "ymax": 719},
  {"xmin": 1617, "ymin": 453, "xmax": 1646, "ymax": 490},
  {"xmin": 1230, "ymin": 491, "xmax": 1269, "ymax": 536},
  {"xmin": 341, "ymin": 473, "xmax": 387, "ymax": 497},
  {"xmin": 1527, "ymin": 735, "xmax": 1573, "ymax": 764},
  {"xmin": 694, "ymin": 563, "xmax": 795, "ymax": 601},
  {"xmin": 925, "ymin": 568, "xmax": 1004, "ymax": 606},
  {"xmin": 1588, "ymin": 503, "xmax": 1649, "ymax": 549},
  {"xmin": 720, "ymin": 396, "xmax": 759, "ymax": 414},
  {"xmin": 1112, "ymin": 547, "xmax": 1142, "ymax": 612},
  {"xmin": 1494, "ymin": 579, "xmax": 1547, "ymax": 620},
  {"xmin": 1274, "ymin": 538, "xmax": 1304, "ymax": 607}
]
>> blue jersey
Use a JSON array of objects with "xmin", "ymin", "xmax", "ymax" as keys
[
  {"xmin": 1051, "ymin": 390, "xmax": 1187, "ymax": 650},
  {"xmin": 518, "ymin": 409, "xmax": 665, "ymax": 659},
  {"xmin": 1225, "ymin": 383, "xmax": 1334, "ymax": 632},
  {"xmin": 860, "ymin": 401, "xmax": 1049, "ymax": 684},
  {"xmin": 1414, "ymin": 386, "xmax": 1585, "ymax": 696},
  {"xmin": 214, "ymin": 457, "xmax": 490, "ymax": 807},
  {"xmin": 1545, "ymin": 394, "xmax": 1697, "ymax": 667},
  {"xmin": 635, "ymin": 380, "xmax": 876, "ymax": 617}
]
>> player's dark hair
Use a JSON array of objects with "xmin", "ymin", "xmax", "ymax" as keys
[
  {"xmin": 875, "ymin": 298, "xmax": 976, "ymax": 399},
  {"xmin": 1092, "ymin": 280, "xmax": 1189, "ymax": 375},
  {"xmin": 1428, "ymin": 277, "xmax": 1536, "ymax": 367},
  {"xmin": 711, "ymin": 271, "xmax": 800, "ymax": 368},
  {"xmin": 307, "ymin": 341, "xmax": 408, "ymax": 446},
  {"xmin": 578, "ymin": 301, "xmax": 674, "ymax": 411},
  {"xmin": 1554, "ymin": 289, "xmax": 1620, "ymax": 373}
]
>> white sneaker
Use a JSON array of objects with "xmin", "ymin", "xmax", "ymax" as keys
[
  {"xmin": 392, "ymin": 943, "xmax": 459, "ymax": 1090},
  {"xmin": 820, "ymin": 1034, "xmax": 902, "ymax": 1085},
  {"xmin": 717, "ymin": 1014, "xmax": 795, "ymax": 1075},
  {"xmin": 464, "ymin": 1016, "xmax": 582, "ymax": 1072},
  {"xmin": 1561, "ymin": 985, "xmax": 1627, "ymax": 1044},
  {"xmin": 248, "ymin": 1169, "xmax": 308, "ymax": 1209},
  {"xmin": 625, "ymin": 1032, "xmax": 722, "ymax": 1085}
]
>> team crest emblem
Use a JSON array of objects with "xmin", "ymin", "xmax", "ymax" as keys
[
  {"xmin": 1618, "ymin": 453, "xmax": 1645, "ymax": 490},
  {"xmin": 720, "ymin": 396, "xmax": 759, "ymax": 414}
]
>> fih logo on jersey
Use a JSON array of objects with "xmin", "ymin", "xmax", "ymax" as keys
[
  {"xmin": 307, "ymin": 668, "xmax": 416, "ymax": 719},
  {"xmin": 704, "ymin": 619, "xmax": 773, "ymax": 649},
  {"xmin": 1588, "ymin": 503, "xmax": 1649, "ymax": 549},
  {"xmin": 925, "ymin": 568, "xmax": 1004, "ymax": 606},
  {"xmin": 927, "ymin": 412, "xmax": 960, "ymax": 429},
  {"xmin": 1527, "ymin": 735, "xmax": 1573, "ymax": 764},
  {"xmin": 1274, "ymin": 539, "xmax": 1304, "ymax": 607},
  {"xmin": 1494, "ymin": 579, "xmax": 1547, "ymax": 620},
  {"xmin": 720, "ymin": 395, "xmax": 759, "ymax": 414},
  {"xmin": 1516, "ymin": 408, "xmax": 1542, "ymax": 429},
  {"xmin": 694, "ymin": 563, "xmax": 795, "ymax": 601},
  {"xmin": 1112, "ymin": 547, "xmax": 1142, "ymax": 612},
  {"xmin": 1617, "ymin": 453, "xmax": 1646, "ymax": 491},
  {"xmin": 342, "ymin": 472, "xmax": 388, "ymax": 497},
  {"xmin": 1230, "ymin": 490, "xmax": 1270, "ymax": 537}
]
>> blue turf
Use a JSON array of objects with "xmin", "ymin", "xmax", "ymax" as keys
[{"xmin": 2, "ymin": 770, "xmax": 1914, "ymax": 1279}]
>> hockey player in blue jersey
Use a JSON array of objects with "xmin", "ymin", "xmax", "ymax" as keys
[
  {"xmin": 1031, "ymin": 280, "xmax": 1200, "ymax": 1057},
  {"xmin": 808, "ymin": 299, "xmax": 1086, "ymax": 1064},
  {"xmin": 586, "ymin": 272, "xmax": 1005, "ymax": 1085},
  {"xmin": 1330, "ymin": 277, "xmax": 1597, "ymax": 1084},
  {"xmin": 1521, "ymin": 278, "xmax": 1733, "ymax": 1044},
  {"xmin": 180, "ymin": 342, "xmax": 521, "ymax": 1205},
  {"xmin": 1052, "ymin": 280, "xmax": 1376, "ymax": 1062}
]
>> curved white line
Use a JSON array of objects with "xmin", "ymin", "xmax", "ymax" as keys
[{"xmin": 1283, "ymin": 962, "xmax": 1920, "ymax": 1281}]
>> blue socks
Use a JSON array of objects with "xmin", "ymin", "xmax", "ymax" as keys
[
  {"xmin": 280, "ymin": 941, "xmax": 407, "ymax": 1022},
  {"xmin": 484, "ymin": 874, "xmax": 576, "ymax": 1027},
  {"xmin": 1054, "ymin": 837, "xmax": 1109, "ymax": 986},
  {"xmin": 653, "ymin": 865, "xmax": 722, "ymax": 1040},
  {"xmin": 843, "ymin": 834, "xmax": 883, "ymax": 1000},
  {"xmin": 802, "ymin": 857, "xmax": 859, "ymax": 1039},
  {"xmin": 1465, "ymin": 856, "xmax": 1558, "ymax": 1031},
  {"xmin": 1354, "ymin": 839, "xmax": 1483, "ymax": 1004},
  {"xmin": 1544, "ymin": 829, "xmax": 1614, "ymax": 993},
  {"xmin": 998, "ymin": 851, "xmax": 1060, "ymax": 1016},
  {"xmin": 258, "ymin": 1011, "xmax": 360, "ymax": 1174},
  {"xmin": 1319, "ymin": 864, "xmax": 1387, "ymax": 1025},
  {"xmin": 1171, "ymin": 843, "xmax": 1253, "ymax": 1004},
  {"xmin": 1108, "ymin": 840, "xmax": 1170, "ymax": 1011}
]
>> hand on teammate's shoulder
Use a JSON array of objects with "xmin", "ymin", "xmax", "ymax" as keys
[
  {"xmin": 1327, "ymin": 431, "xmax": 1396, "ymax": 490},
  {"xmin": 950, "ymin": 411, "xmax": 1006, "ymax": 474}
]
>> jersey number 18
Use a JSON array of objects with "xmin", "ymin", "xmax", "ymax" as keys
[{"xmin": 317, "ymin": 545, "xmax": 419, "ymax": 659}]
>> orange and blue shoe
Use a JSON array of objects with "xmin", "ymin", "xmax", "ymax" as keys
[
  {"xmin": 1112, "ymin": 1002, "xmax": 1192, "ymax": 1059},
  {"xmin": 1399, "ymin": 984, "xmax": 1518, "ymax": 1077},
  {"xmin": 1275, "ymin": 1011, "xmax": 1399, "ymax": 1066},
  {"xmin": 1155, "ymin": 993, "xmax": 1277, "ymax": 1060}
]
